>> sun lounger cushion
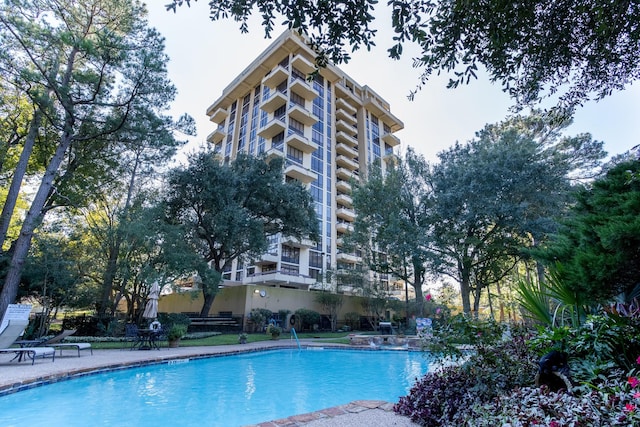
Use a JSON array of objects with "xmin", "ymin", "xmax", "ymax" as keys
[{"xmin": 0, "ymin": 346, "xmax": 56, "ymax": 365}]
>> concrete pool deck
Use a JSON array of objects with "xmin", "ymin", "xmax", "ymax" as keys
[{"xmin": 0, "ymin": 339, "xmax": 419, "ymax": 427}]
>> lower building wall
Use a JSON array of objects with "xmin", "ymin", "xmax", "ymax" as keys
[{"xmin": 158, "ymin": 285, "xmax": 366, "ymax": 322}]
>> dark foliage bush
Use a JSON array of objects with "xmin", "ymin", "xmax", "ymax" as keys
[
  {"xmin": 294, "ymin": 308, "xmax": 321, "ymax": 331},
  {"xmin": 395, "ymin": 330, "xmax": 538, "ymax": 426},
  {"xmin": 343, "ymin": 312, "xmax": 360, "ymax": 331},
  {"xmin": 62, "ymin": 314, "xmax": 117, "ymax": 336},
  {"xmin": 529, "ymin": 314, "xmax": 640, "ymax": 389},
  {"xmin": 469, "ymin": 368, "xmax": 640, "ymax": 426},
  {"xmin": 157, "ymin": 312, "xmax": 191, "ymax": 332}
]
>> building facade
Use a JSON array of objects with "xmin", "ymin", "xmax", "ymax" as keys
[{"xmin": 206, "ymin": 30, "xmax": 404, "ymax": 296}]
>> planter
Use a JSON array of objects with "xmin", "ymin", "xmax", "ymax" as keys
[{"xmin": 168, "ymin": 339, "xmax": 180, "ymax": 348}]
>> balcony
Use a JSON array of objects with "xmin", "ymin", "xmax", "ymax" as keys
[
  {"xmin": 382, "ymin": 131, "xmax": 401, "ymax": 147},
  {"xmin": 384, "ymin": 151, "xmax": 399, "ymax": 165},
  {"xmin": 336, "ymin": 252, "xmax": 361, "ymax": 264},
  {"xmin": 335, "ymin": 82, "xmax": 360, "ymax": 105},
  {"xmin": 336, "ymin": 207, "xmax": 356, "ymax": 222},
  {"xmin": 262, "ymin": 65, "xmax": 289, "ymax": 88},
  {"xmin": 244, "ymin": 270, "xmax": 317, "ymax": 289},
  {"xmin": 258, "ymin": 118, "xmax": 286, "ymax": 139},
  {"xmin": 260, "ymin": 90, "xmax": 287, "ymax": 113},
  {"xmin": 286, "ymin": 132, "xmax": 318, "ymax": 154},
  {"xmin": 336, "ymin": 142, "xmax": 358, "ymax": 158},
  {"xmin": 336, "ymin": 154, "xmax": 359, "ymax": 171},
  {"xmin": 336, "ymin": 108, "xmax": 357, "ymax": 126},
  {"xmin": 292, "ymin": 54, "xmax": 316, "ymax": 75},
  {"xmin": 336, "ymin": 179, "xmax": 352, "ymax": 193},
  {"xmin": 208, "ymin": 107, "xmax": 228, "ymax": 124},
  {"xmin": 364, "ymin": 96, "xmax": 404, "ymax": 132},
  {"xmin": 288, "ymin": 103, "xmax": 318, "ymax": 126},
  {"xmin": 336, "ymin": 130, "xmax": 358, "ymax": 147},
  {"xmin": 264, "ymin": 147, "xmax": 285, "ymax": 161},
  {"xmin": 290, "ymin": 78, "xmax": 318, "ymax": 101},
  {"xmin": 206, "ymin": 127, "xmax": 226, "ymax": 144},
  {"xmin": 281, "ymin": 235, "xmax": 316, "ymax": 248},
  {"xmin": 253, "ymin": 253, "xmax": 279, "ymax": 265},
  {"xmin": 336, "ymin": 167, "xmax": 359, "ymax": 181},
  {"xmin": 336, "ymin": 119, "xmax": 357, "ymax": 135},
  {"xmin": 336, "ymin": 193, "xmax": 353, "ymax": 208},
  {"xmin": 285, "ymin": 163, "xmax": 317, "ymax": 184},
  {"xmin": 336, "ymin": 221, "xmax": 354, "ymax": 233},
  {"xmin": 335, "ymin": 97, "xmax": 357, "ymax": 116}
]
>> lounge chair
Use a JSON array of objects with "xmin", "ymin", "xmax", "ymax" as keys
[
  {"xmin": 0, "ymin": 319, "xmax": 55, "ymax": 365},
  {"xmin": 41, "ymin": 329, "xmax": 93, "ymax": 357}
]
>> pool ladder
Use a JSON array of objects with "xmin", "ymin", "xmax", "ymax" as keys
[{"xmin": 290, "ymin": 327, "xmax": 301, "ymax": 350}]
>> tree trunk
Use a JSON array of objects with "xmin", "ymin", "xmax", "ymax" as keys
[
  {"xmin": 200, "ymin": 291, "xmax": 216, "ymax": 317},
  {"xmin": 0, "ymin": 110, "xmax": 41, "ymax": 249},
  {"xmin": 459, "ymin": 258, "xmax": 472, "ymax": 314},
  {"xmin": 98, "ymin": 154, "xmax": 140, "ymax": 317},
  {"xmin": 0, "ymin": 134, "xmax": 73, "ymax": 319},
  {"xmin": 473, "ymin": 284, "xmax": 482, "ymax": 313}
]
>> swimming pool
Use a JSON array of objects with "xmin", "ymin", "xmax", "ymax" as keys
[{"xmin": 0, "ymin": 348, "xmax": 430, "ymax": 427}]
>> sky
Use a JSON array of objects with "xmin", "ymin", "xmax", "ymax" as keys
[{"xmin": 146, "ymin": 2, "xmax": 640, "ymax": 164}]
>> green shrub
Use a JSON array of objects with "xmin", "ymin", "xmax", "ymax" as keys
[
  {"xmin": 157, "ymin": 312, "xmax": 191, "ymax": 331},
  {"xmin": 167, "ymin": 324, "xmax": 188, "ymax": 341},
  {"xmin": 344, "ymin": 312, "xmax": 360, "ymax": 331},
  {"xmin": 395, "ymin": 326, "xmax": 538, "ymax": 426},
  {"xmin": 423, "ymin": 313, "xmax": 506, "ymax": 363},
  {"xmin": 248, "ymin": 308, "xmax": 272, "ymax": 332},
  {"xmin": 528, "ymin": 314, "xmax": 640, "ymax": 389},
  {"xmin": 294, "ymin": 308, "xmax": 321, "ymax": 331},
  {"xmin": 469, "ymin": 366, "xmax": 640, "ymax": 426}
]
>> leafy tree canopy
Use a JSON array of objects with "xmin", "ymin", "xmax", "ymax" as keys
[
  {"xmin": 162, "ymin": 151, "xmax": 319, "ymax": 315},
  {"xmin": 166, "ymin": 0, "xmax": 640, "ymax": 111},
  {"xmin": 539, "ymin": 159, "xmax": 640, "ymax": 302}
]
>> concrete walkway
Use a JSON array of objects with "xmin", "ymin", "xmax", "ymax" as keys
[{"xmin": 0, "ymin": 340, "xmax": 419, "ymax": 427}]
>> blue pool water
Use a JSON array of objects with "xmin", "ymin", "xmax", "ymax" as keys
[{"xmin": 0, "ymin": 349, "xmax": 431, "ymax": 427}]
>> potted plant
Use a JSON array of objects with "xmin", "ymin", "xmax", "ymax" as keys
[
  {"xmin": 266, "ymin": 324, "xmax": 281, "ymax": 340},
  {"xmin": 167, "ymin": 324, "xmax": 188, "ymax": 348},
  {"xmin": 238, "ymin": 332, "xmax": 248, "ymax": 344}
]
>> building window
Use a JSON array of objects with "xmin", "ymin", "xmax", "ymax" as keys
[
  {"xmin": 291, "ymin": 66, "xmax": 305, "ymax": 81},
  {"xmin": 281, "ymin": 245, "xmax": 300, "ymax": 264},
  {"xmin": 272, "ymin": 131, "xmax": 285, "ymax": 150},
  {"xmin": 281, "ymin": 264, "xmax": 300, "ymax": 275},
  {"xmin": 287, "ymin": 145, "xmax": 303, "ymax": 164},
  {"xmin": 309, "ymin": 268, "xmax": 320, "ymax": 280},
  {"xmin": 262, "ymin": 263, "xmax": 277, "ymax": 273},
  {"xmin": 309, "ymin": 250, "xmax": 323, "ymax": 268},
  {"xmin": 289, "ymin": 117, "xmax": 305, "ymax": 136},
  {"xmin": 274, "ymin": 104, "xmax": 286, "ymax": 121},
  {"xmin": 290, "ymin": 91, "xmax": 305, "ymax": 108},
  {"xmin": 267, "ymin": 235, "xmax": 279, "ymax": 255}
]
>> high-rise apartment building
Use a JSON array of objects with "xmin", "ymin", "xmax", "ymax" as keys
[{"xmin": 206, "ymin": 30, "xmax": 404, "ymax": 294}]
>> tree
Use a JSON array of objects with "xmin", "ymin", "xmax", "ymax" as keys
[
  {"xmin": 314, "ymin": 292, "xmax": 343, "ymax": 332},
  {"xmin": 162, "ymin": 151, "xmax": 319, "ymax": 316},
  {"xmin": 426, "ymin": 113, "xmax": 605, "ymax": 314},
  {"xmin": 93, "ymin": 104, "xmax": 193, "ymax": 318},
  {"xmin": 539, "ymin": 159, "xmax": 640, "ymax": 303},
  {"xmin": 167, "ymin": 0, "xmax": 640, "ymax": 111},
  {"xmin": 21, "ymin": 230, "xmax": 80, "ymax": 336},
  {"xmin": 350, "ymin": 148, "xmax": 430, "ymax": 313},
  {"xmin": 0, "ymin": 0, "xmax": 187, "ymax": 320}
]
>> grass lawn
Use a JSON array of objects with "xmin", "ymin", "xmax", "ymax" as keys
[{"xmin": 90, "ymin": 331, "xmax": 355, "ymax": 349}]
